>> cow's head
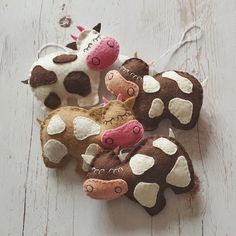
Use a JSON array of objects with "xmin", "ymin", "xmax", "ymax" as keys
[
  {"xmin": 105, "ymin": 57, "xmax": 149, "ymax": 100},
  {"xmin": 83, "ymin": 148, "xmax": 129, "ymax": 200},
  {"xmin": 100, "ymin": 96, "xmax": 144, "ymax": 149},
  {"xmin": 70, "ymin": 23, "xmax": 120, "ymax": 71}
]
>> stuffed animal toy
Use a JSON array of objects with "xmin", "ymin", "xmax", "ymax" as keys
[
  {"xmin": 105, "ymin": 57, "xmax": 204, "ymax": 130},
  {"xmin": 22, "ymin": 23, "xmax": 120, "ymax": 109},
  {"xmin": 39, "ymin": 97, "xmax": 144, "ymax": 173},
  {"xmin": 83, "ymin": 130, "xmax": 195, "ymax": 216}
]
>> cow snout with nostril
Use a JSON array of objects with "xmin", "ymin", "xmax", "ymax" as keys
[{"xmin": 87, "ymin": 37, "xmax": 120, "ymax": 71}]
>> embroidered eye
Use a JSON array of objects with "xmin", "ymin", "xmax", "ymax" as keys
[
  {"xmin": 116, "ymin": 111, "xmax": 129, "ymax": 121},
  {"xmin": 93, "ymin": 34, "xmax": 101, "ymax": 42},
  {"xmin": 83, "ymin": 42, "xmax": 93, "ymax": 52},
  {"xmin": 103, "ymin": 117, "xmax": 115, "ymax": 125}
]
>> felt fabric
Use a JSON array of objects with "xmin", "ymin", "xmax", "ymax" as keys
[
  {"xmin": 25, "ymin": 24, "xmax": 120, "ymax": 110},
  {"xmin": 105, "ymin": 57, "xmax": 203, "ymax": 130},
  {"xmin": 101, "ymin": 120, "xmax": 144, "ymax": 149},
  {"xmin": 84, "ymin": 134, "xmax": 195, "ymax": 216},
  {"xmin": 152, "ymin": 137, "xmax": 177, "ymax": 155},
  {"xmin": 47, "ymin": 114, "xmax": 66, "ymax": 135},
  {"xmin": 40, "ymin": 97, "xmax": 144, "ymax": 173}
]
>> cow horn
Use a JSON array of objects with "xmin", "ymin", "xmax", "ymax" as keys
[
  {"xmin": 70, "ymin": 34, "xmax": 78, "ymax": 41},
  {"xmin": 169, "ymin": 128, "xmax": 175, "ymax": 138},
  {"xmin": 117, "ymin": 94, "xmax": 123, "ymax": 101},
  {"xmin": 93, "ymin": 23, "xmax": 101, "ymax": 33},
  {"xmin": 76, "ymin": 25, "xmax": 85, "ymax": 32}
]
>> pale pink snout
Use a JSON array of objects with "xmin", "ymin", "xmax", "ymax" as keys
[
  {"xmin": 83, "ymin": 178, "xmax": 128, "ymax": 200},
  {"xmin": 86, "ymin": 37, "xmax": 120, "ymax": 71}
]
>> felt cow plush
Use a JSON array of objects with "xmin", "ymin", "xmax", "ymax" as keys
[
  {"xmin": 105, "ymin": 57, "xmax": 204, "ymax": 130},
  {"xmin": 22, "ymin": 23, "xmax": 120, "ymax": 110},
  {"xmin": 83, "ymin": 131, "xmax": 195, "ymax": 216},
  {"xmin": 39, "ymin": 97, "xmax": 144, "ymax": 173}
]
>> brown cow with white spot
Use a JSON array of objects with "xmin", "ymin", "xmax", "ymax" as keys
[
  {"xmin": 105, "ymin": 57, "xmax": 205, "ymax": 130},
  {"xmin": 83, "ymin": 130, "xmax": 195, "ymax": 216}
]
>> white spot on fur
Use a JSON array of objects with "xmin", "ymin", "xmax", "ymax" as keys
[
  {"xmin": 43, "ymin": 139, "xmax": 67, "ymax": 163},
  {"xmin": 82, "ymin": 143, "xmax": 102, "ymax": 171},
  {"xmin": 143, "ymin": 75, "xmax": 160, "ymax": 93},
  {"xmin": 129, "ymin": 154, "xmax": 155, "ymax": 175},
  {"xmin": 162, "ymin": 71, "xmax": 193, "ymax": 94},
  {"xmin": 148, "ymin": 98, "xmax": 164, "ymax": 118},
  {"xmin": 73, "ymin": 116, "xmax": 101, "ymax": 140},
  {"xmin": 168, "ymin": 98, "xmax": 193, "ymax": 124},
  {"xmin": 153, "ymin": 137, "xmax": 177, "ymax": 155},
  {"xmin": 47, "ymin": 115, "xmax": 66, "ymax": 135},
  {"xmin": 166, "ymin": 156, "xmax": 191, "ymax": 187},
  {"xmin": 134, "ymin": 182, "xmax": 159, "ymax": 208}
]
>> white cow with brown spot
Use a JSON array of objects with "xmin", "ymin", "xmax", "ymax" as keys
[
  {"xmin": 83, "ymin": 130, "xmax": 196, "ymax": 216},
  {"xmin": 22, "ymin": 23, "xmax": 120, "ymax": 110}
]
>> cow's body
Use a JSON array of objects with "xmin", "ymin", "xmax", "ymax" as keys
[
  {"xmin": 24, "ymin": 24, "xmax": 120, "ymax": 110},
  {"xmin": 105, "ymin": 57, "xmax": 203, "ymax": 130},
  {"xmin": 40, "ymin": 97, "xmax": 144, "ymax": 173},
  {"xmin": 84, "ymin": 134, "xmax": 195, "ymax": 216}
]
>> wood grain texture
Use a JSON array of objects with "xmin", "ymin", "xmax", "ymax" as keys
[{"xmin": 0, "ymin": 0, "xmax": 235, "ymax": 235}]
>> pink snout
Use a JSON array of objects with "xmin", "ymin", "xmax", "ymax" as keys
[
  {"xmin": 86, "ymin": 37, "xmax": 120, "ymax": 71},
  {"xmin": 101, "ymin": 120, "xmax": 144, "ymax": 149},
  {"xmin": 83, "ymin": 178, "xmax": 128, "ymax": 200}
]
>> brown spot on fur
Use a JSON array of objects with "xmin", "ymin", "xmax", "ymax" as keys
[
  {"xmin": 53, "ymin": 54, "xmax": 77, "ymax": 64},
  {"xmin": 64, "ymin": 71, "xmax": 91, "ymax": 96},
  {"xmin": 30, "ymin": 66, "xmax": 57, "ymax": 88},
  {"xmin": 44, "ymin": 92, "xmax": 61, "ymax": 109},
  {"xmin": 66, "ymin": 42, "xmax": 77, "ymax": 50}
]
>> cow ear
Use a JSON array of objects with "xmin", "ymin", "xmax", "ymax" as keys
[
  {"xmin": 89, "ymin": 106, "xmax": 104, "ymax": 117},
  {"xmin": 66, "ymin": 42, "xmax": 77, "ymax": 50},
  {"xmin": 93, "ymin": 23, "xmax": 101, "ymax": 33},
  {"xmin": 124, "ymin": 96, "xmax": 136, "ymax": 110}
]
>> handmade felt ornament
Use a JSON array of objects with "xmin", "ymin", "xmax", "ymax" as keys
[
  {"xmin": 39, "ymin": 97, "xmax": 144, "ymax": 173},
  {"xmin": 105, "ymin": 56, "xmax": 205, "ymax": 130},
  {"xmin": 22, "ymin": 23, "xmax": 120, "ymax": 110},
  {"xmin": 83, "ymin": 130, "xmax": 195, "ymax": 216}
]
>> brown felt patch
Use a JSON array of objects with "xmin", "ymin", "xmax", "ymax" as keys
[
  {"xmin": 86, "ymin": 135, "xmax": 195, "ymax": 216},
  {"xmin": 66, "ymin": 42, "xmax": 77, "ymax": 50},
  {"xmin": 53, "ymin": 54, "xmax": 77, "ymax": 64},
  {"xmin": 64, "ymin": 71, "xmax": 91, "ymax": 96},
  {"xmin": 44, "ymin": 92, "xmax": 61, "ymax": 109},
  {"xmin": 30, "ymin": 65, "xmax": 57, "ymax": 88}
]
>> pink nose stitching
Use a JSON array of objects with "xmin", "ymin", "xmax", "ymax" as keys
[{"xmin": 87, "ymin": 37, "xmax": 120, "ymax": 71}]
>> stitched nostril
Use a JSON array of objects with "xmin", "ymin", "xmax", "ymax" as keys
[
  {"xmin": 108, "ymin": 72, "xmax": 114, "ymax": 80},
  {"xmin": 133, "ymin": 126, "xmax": 141, "ymax": 134},
  {"xmin": 85, "ymin": 185, "xmax": 93, "ymax": 192},
  {"xmin": 127, "ymin": 87, "xmax": 135, "ymax": 96},
  {"xmin": 92, "ymin": 57, "xmax": 100, "ymax": 65},
  {"xmin": 114, "ymin": 186, "xmax": 122, "ymax": 193},
  {"xmin": 107, "ymin": 40, "xmax": 115, "ymax": 48},
  {"xmin": 105, "ymin": 137, "xmax": 114, "ymax": 145}
]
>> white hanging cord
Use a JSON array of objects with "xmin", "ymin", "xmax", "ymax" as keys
[
  {"xmin": 155, "ymin": 23, "xmax": 203, "ymax": 71},
  {"xmin": 37, "ymin": 43, "xmax": 72, "ymax": 59}
]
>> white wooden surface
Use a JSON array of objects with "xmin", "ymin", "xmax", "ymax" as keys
[{"xmin": 0, "ymin": 0, "xmax": 236, "ymax": 235}]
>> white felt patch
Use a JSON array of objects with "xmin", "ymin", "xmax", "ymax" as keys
[
  {"xmin": 47, "ymin": 115, "xmax": 66, "ymax": 135},
  {"xmin": 153, "ymin": 137, "xmax": 177, "ymax": 155},
  {"xmin": 166, "ymin": 156, "xmax": 191, "ymax": 187},
  {"xmin": 133, "ymin": 182, "xmax": 160, "ymax": 208},
  {"xmin": 168, "ymin": 98, "xmax": 193, "ymax": 124},
  {"xmin": 143, "ymin": 75, "xmax": 160, "ymax": 93},
  {"xmin": 162, "ymin": 71, "xmax": 193, "ymax": 94},
  {"xmin": 129, "ymin": 154, "xmax": 155, "ymax": 175},
  {"xmin": 82, "ymin": 143, "xmax": 102, "ymax": 171},
  {"xmin": 148, "ymin": 98, "xmax": 165, "ymax": 118},
  {"xmin": 43, "ymin": 139, "xmax": 68, "ymax": 163},
  {"xmin": 73, "ymin": 116, "xmax": 101, "ymax": 140}
]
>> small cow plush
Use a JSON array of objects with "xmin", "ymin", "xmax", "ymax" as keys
[
  {"xmin": 83, "ymin": 131, "xmax": 195, "ymax": 216},
  {"xmin": 23, "ymin": 23, "xmax": 120, "ymax": 110},
  {"xmin": 105, "ymin": 57, "xmax": 204, "ymax": 130},
  {"xmin": 39, "ymin": 97, "xmax": 144, "ymax": 173}
]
